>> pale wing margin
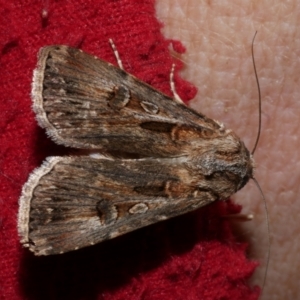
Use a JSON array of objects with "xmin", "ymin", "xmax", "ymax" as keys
[{"xmin": 18, "ymin": 156, "xmax": 68, "ymax": 248}]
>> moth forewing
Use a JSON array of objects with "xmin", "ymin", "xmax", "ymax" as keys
[
  {"xmin": 19, "ymin": 153, "xmax": 251, "ymax": 256},
  {"xmin": 18, "ymin": 45, "xmax": 255, "ymax": 255},
  {"xmin": 31, "ymin": 46, "xmax": 223, "ymax": 157}
]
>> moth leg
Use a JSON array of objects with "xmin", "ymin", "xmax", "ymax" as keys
[
  {"xmin": 170, "ymin": 63, "xmax": 184, "ymax": 104},
  {"xmin": 109, "ymin": 39, "xmax": 124, "ymax": 70},
  {"xmin": 222, "ymin": 213, "xmax": 254, "ymax": 221}
]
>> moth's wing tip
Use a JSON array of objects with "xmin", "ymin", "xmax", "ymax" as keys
[
  {"xmin": 31, "ymin": 48, "xmax": 53, "ymax": 142},
  {"xmin": 18, "ymin": 156, "xmax": 84, "ymax": 256},
  {"xmin": 31, "ymin": 46, "xmax": 73, "ymax": 147},
  {"xmin": 17, "ymin": 157, "xmax": 66, "ymax": 250}
]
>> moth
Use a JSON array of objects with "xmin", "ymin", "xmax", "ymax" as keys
[{"xmin": 18, "ymin": 43, "xmax": 254, "ymax": 256}]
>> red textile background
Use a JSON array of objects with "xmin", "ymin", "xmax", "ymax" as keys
[{"xmin": 0, "ymin": 1, "xmax": 259, "ymax": 299}]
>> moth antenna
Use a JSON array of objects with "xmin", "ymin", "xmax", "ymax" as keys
[
  {"xmin": 109, "ymin": 39, "xmax": 124, "ymax": 70},
  {"xmin": 170, "ymin": 64, "xmax": 184, "ymax": 104},
  {"xmin": 250, "ymin": 33, "xmax": 270, "ymax": 294},
  {"xmin": 252, "ymin": 177, "xmax": 271, "ymax": 296},
  {"xmin": 251, "ymin": 31, "xmax": 261, "ymax": 155}
]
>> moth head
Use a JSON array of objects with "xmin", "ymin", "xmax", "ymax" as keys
[
  {"xmin": 216, "ymin": 129, "xmax": 254, "ymax": 189},
  {"xmin": 190, "ymin": 128, "xmax": 254, "ymax": 198}
]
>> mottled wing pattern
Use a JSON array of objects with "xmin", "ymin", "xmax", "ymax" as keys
[
  {"xmin": 19, "ymin": 156, "xmax": 217, "ymax": 255},
  {"xmin": 32, "ymin": 46, "xmax": 222, "ymax": 157},
  {"xmin": 18, "ymin": 45, "xmax": 254, "ymax": 255}
]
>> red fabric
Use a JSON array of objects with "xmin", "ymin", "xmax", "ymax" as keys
[{"xmin": 0, "ymin": 1, "xmax": 259, "ymax": 299}]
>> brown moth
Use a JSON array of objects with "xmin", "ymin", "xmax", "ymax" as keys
[{"xmin": 18, "ymin": 45, "xmax": 254, "ymax": 255}]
